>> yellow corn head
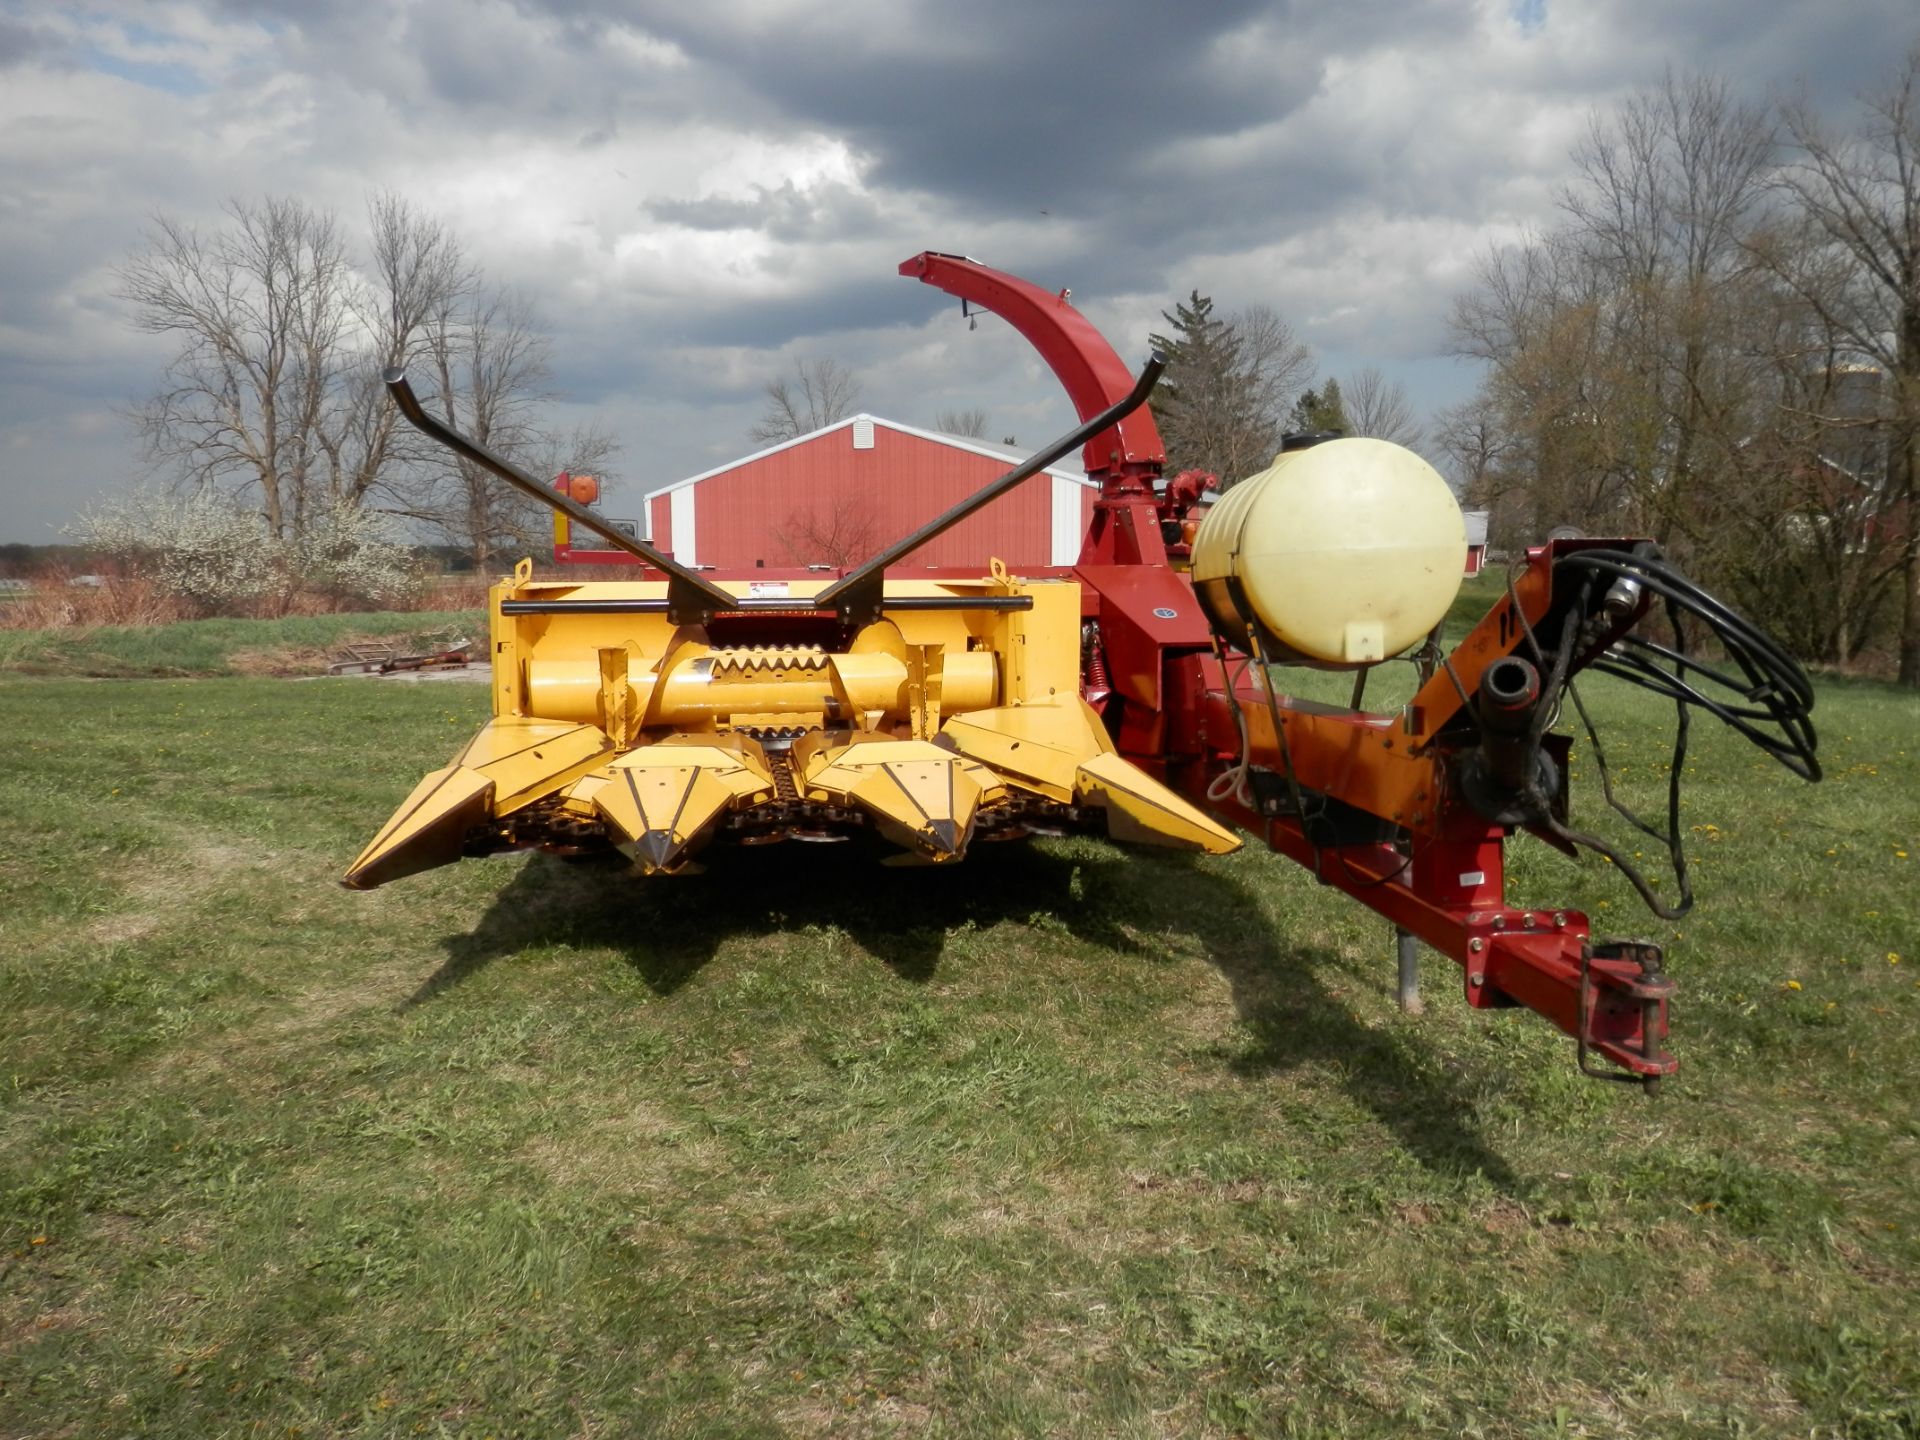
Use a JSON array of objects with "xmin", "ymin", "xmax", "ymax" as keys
[{"xmin": 343, "ymin": 559, "xmax": 1237, "ymax": 888}]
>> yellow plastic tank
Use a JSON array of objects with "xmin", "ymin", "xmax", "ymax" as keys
[{"xmin": 1190, "ymin": 437, "xmax": 1467, "ymax": 666}]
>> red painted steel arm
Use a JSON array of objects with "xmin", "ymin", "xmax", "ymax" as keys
[
  {"xmin": 1182, "ymin": 724, "xmax": 1674, "ymax": 1083},
  {"xmin": 1145, "ymin": 543, "xmax": 1677, "ymax": 1083},
  {"xmin": 899, "ymin": 252, "xmax": 1165, "ymax": 480}
]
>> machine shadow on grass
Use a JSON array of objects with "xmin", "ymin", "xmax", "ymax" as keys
[
  {"xmin": 417, "ymin": 839, "xmax": 1516, "ymax": 1188},
  {"xmin": 419, "ymin": 837, "xmax": 1152, "ymax": 995}
]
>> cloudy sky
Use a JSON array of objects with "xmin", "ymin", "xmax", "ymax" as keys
[{"xmin": 2, "ymin": 0, "xmax": 1914, "ymax": 542}]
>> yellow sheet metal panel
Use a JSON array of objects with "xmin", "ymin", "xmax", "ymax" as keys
[
  {"xmin": 527, "ymin": 641, "xmax": 977, "ymax": 730},
  {"xmin": 801, "ymin": 735, "xmax": 1007, "ymax": 861},
  {"xmin": 620, "ymin": 730, "xmax": 775, "ymax": 770},
  {"xmin": 575, "ymin": 765, "xmax": 734, "ymax": 873},
  {"xmin": 467, "ymin": 720, "xmax": 618, "ymax": 814},
  {"xmin": 526, "ymin": 657, "xmax": 637, "ymax": 724},
  {"xmin": 490, "ymin": 572, "xmax": 522, "ymax": 718},
  {"xmin": 341, "ymin": 765, "xmax": 494, "ymax": 890},
  {"xmin": 563, "ymin": 735, "xmax": 777, "ymax": 873},
  {"xmin": 351, "ymin": 569, "xmax": 1134, "ymax": 881},
  {"xmin": 1074, "ymin": 751, "xmax": 1243, "ymax": 855},
  {"xmin": 343, "ymin": 716, "xmax": 619, "ymax": 886},
  {"xmin": 939, "ymin": 700, "xmax": 1112, "ymax": 802},
  {"xmin": 499, "ymin": 574, "xmax": 1054, "ymax": 726},
  {"xmin": 826, "ymin": 651, "xmax": 911, "ymax": 716},
  {"xmin": 609, "ymin": 737, "xmax": 776, "ymax": 796},
  {"xmin": 994, "ymin": 580, "xmax": 1082, "ymax": 706},
  {"xmin": 883, "ymin": 607, "xmax": 975, "ymax": 649},
  {"xmin": 1191, "ymin": 438, "xmax": 1465, "ymax": 665},
  {"xmin": 650, "ymin": 660, "xmax": 836, "ymax": 724},
  {"xmin": 598, "ymin": 647, "xmax": 633, "ymax": 746}
]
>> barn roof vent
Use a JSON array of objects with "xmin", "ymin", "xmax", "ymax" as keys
[{"xmin": 852, "ymin": 417, "xmax": 875, "ymax": 450}]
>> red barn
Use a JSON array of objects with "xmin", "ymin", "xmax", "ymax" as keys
[{"xmin": 642, "ymin": 415, "xmax": 1094, "ymax": 572}]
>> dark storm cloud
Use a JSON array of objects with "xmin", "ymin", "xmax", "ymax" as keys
[
  {"xmin": 562, "ymin": 0, "xmax": 1488, "ymax": 238},
  {"xmin": 6, "ymin": 0, "xmax": 1920, "ymax": 540},
  {"xmin": 643, "ymin": 179, "xmax": 888, "ymax": 245},
  {"xmin": 0, "ymin": 15, "xmax": 60, "ymax": 68},
  {"xmin": 443, "ymin": 0, "xmax": 1510, "ymax": 328},
  {"xmin": 1580, "ymin": 0, "xmax": 1917, "ymax": 104},
  {"xmin": 589, "ymin": 1, "xmax": 1311, "ymax": 212},
  {"xmin": 215, "ymin": 0, "xmax": 762, "ymax": 135},
  {"xmin": 540, "ymin": 272, "xmax": 939, "ymax": 404}
]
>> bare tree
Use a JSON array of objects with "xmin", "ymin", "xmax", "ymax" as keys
[
  {"xmin": 750, "ymin": 357, "xmax": 862, "ymax": 444},
  {"xmin": 1343, "ymin": 366, "xmax": 1424, "ymax": 447},
  {"xmin": 536, "ymin": 421, "xmax": 623, "ymax": 486},
  {"xmin": 1432, "ymin": 394, "xmax": 1509, "ymax": 496},
  {"xmin": 936, "ymin": 406, "xmax": 991, "ymax": 439},
  {"xmin": 1237, "ymin": 303, "xmax": 1316, "ymax": 451},
  {"xmin": 778, "ymin": 493, "xmax": 878, "ymax": 567},
  {"xmin": 118, "ymin": 198, "xmax": 358, "ymax": 539},
  {"xmin": 401, "ymin": 290, "xmax": 557, "ymax": 570},
  {"xmin": 1446, "ymin": 63, "xmax": 1920, "ymax": 671},
  {"xmin": 1697, "ymin": 310, "xmax": 1905, "ymax": 663},
  {"xmin": 120, "ymin": 193, "xmax": 589, "ymax": 570},
  {"xmin": 1560, "ymin": 70, "xmax": 1777, "ymax": 545},
  {"xmin": 1768, "ymin": 45, "xmax": 1920, "ymax": 684},
  {"xmin": 1563, "ymin": 71, "xmax": 1774, "ymax": 289},
  {"xmin": 1448, "ymin": 235, "xmax": 1652, "ymax": 543},
  {"xmin": 319, "ymin": 192, "xmax": 478, "ymax": 513},
  {"xmin": 1447, "ymin": 72, "xmax": 1780, "ymax": 555}
]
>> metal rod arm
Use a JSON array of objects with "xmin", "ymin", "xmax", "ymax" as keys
[
  {"xmin": 382, "ymin": 367, "xmax": 738, "ymax": 617},
  {"xmin": 814, "ymin": 353, "xmax": 1164, "ymax": 615}
]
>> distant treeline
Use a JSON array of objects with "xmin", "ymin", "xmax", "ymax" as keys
[
  {"xmin": 0, "ymin": 541, "xmax": 484, "ymax": 580},
  {"xmin": 0, "ymin": 545, "xmax": 92, "ymax": 578}
]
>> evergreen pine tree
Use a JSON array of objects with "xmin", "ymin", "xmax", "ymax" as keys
[
  {"xmin": 1149, "ymin": 292, "xmax": 1247, "ymax": 482},
  {"xmin": 1288, "ymin": 378, "xmax": 1349, "ymax": 435},
  {"xmin": 1149, "ymin": 291, "xmax": 1312, "ymax": 485}
]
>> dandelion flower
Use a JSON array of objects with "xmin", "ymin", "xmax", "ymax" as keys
[{"xmin": 1785, "ymin": 980, "xmax": 1803, "ymax": 991}]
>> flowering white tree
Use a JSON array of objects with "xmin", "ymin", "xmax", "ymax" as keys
[{"xmin": 72, "ymin": 490, "xmax": 421, "ymax": 616}]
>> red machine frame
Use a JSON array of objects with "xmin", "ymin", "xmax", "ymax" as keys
[{"xmin": 902, "ymin": 253, "xmax": 1674, "ymax": 1084}]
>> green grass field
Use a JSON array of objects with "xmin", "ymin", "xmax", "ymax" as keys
[{"xmin": 1, "ymin": 656, "xmax": 1916, "ymax": 1437}]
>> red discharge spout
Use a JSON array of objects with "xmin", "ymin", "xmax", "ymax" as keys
[{"xmin": 899, "ymin": 252, "xmax": 1165, "ymax": 484}]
